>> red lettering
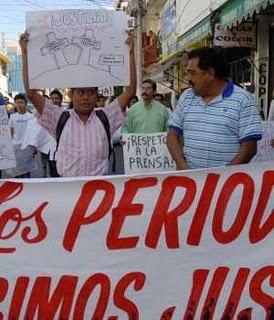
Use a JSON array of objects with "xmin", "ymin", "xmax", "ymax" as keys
[
  {"xmin": 8, "ymin": 277, "xmax": 29, "ymax": 319},
  {"xmin": 112, "ymin": 272, "xmax": 146, "ymax": 320},
  {"xmin": 213, "ymin": 173, "xmax": 254, "ymax": 244},
  {"xmin": 107, "ymin": 178, "xmax": 157, "ymax": 249},
  {"xmin": 201, "ymin": 267, "xmax": 230, "ymax": 318},
  {"xmin": 0, "ymin": 277, "xmax": 8, "ymax": 320},
  {"xmin": 249, "ymin": 171, "xmax": 274, "ymax": 243},
  {"xmin": 73, "ymin": 273, "xmax": 110, "ymax": 320},
  {"xmin": 63, "ymin": 180, "xmax": 115, "ymax": 252},
  {"xmin": 145, "ymin": 176, "xmax": 196, "ymax": 248},
  {"xmin": 160, "ymin": 306, "xmax": 176, "ymax": 319},
  {"xmin": 0, "ymin": 182, "xmax": 23, "ymax": 204},
  {"xmin": 250, "ymin": 266, "xmax": 274, "ymax": 318},
  {"xmin": 221, "ymin": 268, "xmax": 250, "ymax": 319},
  {"xmin": 183, "ymin": 269, "xmax": 209, "ymax": 319},
  {"xmin": 25, "ymin": 276, "xmax": 77, "ymax": 318},
  {"xmin": 187, "ymin": 173, "xmax": 220, "ymax": 245},
  {"xmin": 21, "ymin": 202, "xmax": 48, "ymax": 244}
]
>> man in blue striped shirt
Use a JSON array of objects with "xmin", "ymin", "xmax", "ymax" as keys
[{"xmin": 167, "ymin": 47, "xmax": 262, "ymax": 169}]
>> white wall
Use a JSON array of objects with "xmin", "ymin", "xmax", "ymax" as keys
[{"xmin": 176, "ymin": 0, "xmax": 227, "ymax": 36}]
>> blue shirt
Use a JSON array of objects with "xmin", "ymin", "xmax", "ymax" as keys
[{"xmin": 168, "ymin": 81, "xmax": 262, "ymax": 168}]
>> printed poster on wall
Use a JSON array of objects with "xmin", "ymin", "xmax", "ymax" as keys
[
  {"xmin": 0, "ymin": 162, "xmax": 274, "ymax": 318},
  {"xmin": 0, "ymin": 106, "xmax": 16, "ymax": 170},
  {"xmin": 123, "ymin": 132, "xmax": 176, "ymax": 174},
  {"xmin": 26, "ymin": 9, "xmax": 130, "ymax": 89}
]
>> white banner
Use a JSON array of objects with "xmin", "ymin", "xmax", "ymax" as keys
[
  {"xmin": 26, "ymin": 10, "xmax": 130, "ymax": 89},
  {"xmin": 1, "ymin": 162, "xmax": 273, "ymax": 318},
  {"xmin": 252, "ymin": 121, "xmax": 274, "ymax": 162},
  {"xmin": 0, "ymin": 106, "xmax": 16, "ymax": 170},
  {"xmin": 123, "ymin": 133, "xmax": 176, "ymax": 174}
]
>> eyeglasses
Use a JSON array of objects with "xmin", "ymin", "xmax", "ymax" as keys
[{"xmin": 74, "ymin": 88, "xmax": 98, "ymax": 96}]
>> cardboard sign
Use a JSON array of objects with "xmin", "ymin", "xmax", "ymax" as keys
[
  {"xmin": 0, "ymin": 162, "xmax": 274, "ymax": 318},
  {"xmin": 26, "ymin": 9, "xmax": 130, "ymax": 89},
  {"xmin": 252, "ymin": 121, "xmax": 274, "ymax": 162},
  {"xmin": 123, "ymin": 133, "xmax": 176, "ymax": 174},
  {"xmin": 0, "ymin": 106, "xmax": 16, "ymax": 170}
]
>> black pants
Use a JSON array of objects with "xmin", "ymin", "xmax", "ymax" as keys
[{"xmin": 48, "ymin": 160, "xmax": 60, "ymax": 177}]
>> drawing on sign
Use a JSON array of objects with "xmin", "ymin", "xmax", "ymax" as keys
[{"xmin": 27, "ymin": 10, "xmax": 129, "ymax": 88}]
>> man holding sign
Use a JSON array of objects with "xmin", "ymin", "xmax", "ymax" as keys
[{"xmin": 20, "ymin": 31, "xmax": 136, "ymax": 177}]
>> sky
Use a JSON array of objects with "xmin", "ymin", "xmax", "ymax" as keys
[{"xmin": 0, "ymin": 0, "xmax": 117, "ymax": 42}]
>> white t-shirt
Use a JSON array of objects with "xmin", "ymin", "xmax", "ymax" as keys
[
  {"xmin": 268, "ymin": 100, "xmax": 274, "ymax": 122},
  {"xmin": 21, "ymin": 117, "xmax": 57, "ymax": 159},
  {"xmin": 9, "ymin": 112, "xmax": 33, "ymax": 145}
]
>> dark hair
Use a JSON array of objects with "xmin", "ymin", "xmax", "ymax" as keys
[
  {"xmin": 154, "ymin": 93, "xmax": 164, "ymax": 100},
  {"xmin": 14, "ymin": 93, "xmax": 27, "ymax": 104},
  {"xmin": 188, "ymin": 47, "xmax": 228, "ymax": 79},
  {"xmin": 143, "ymin": 79, "xmax": 157, "ymax": 92},
  {"xmin": 97, "ymin": 95, "xmax": 106, "ymax": 100},
  {"xmin": 130, "ymin": 95, "xmax": 139, "ymax": 102},
  {"xmin": 50, "ymin": 89, "xmax": 63, "ymax": 102}
]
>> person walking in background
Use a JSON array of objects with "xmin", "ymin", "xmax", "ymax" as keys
[
  {"xmin": 96, "ymin": 95, "xmax": 106, "ymax": 108},
  {"xmin": 50, "ymin": 89, "xmax": 64, "ymax": 108},
  {"xmin": 122, "ymin": 79, "xmax": 169, "ymax": 134},
  {"xmin": 167, "ymin": 47, "xmax": 262, "ymax": 170},
  {"xmin": 9, "ymin": 93, "xmax": 34, "ymax": 178}
]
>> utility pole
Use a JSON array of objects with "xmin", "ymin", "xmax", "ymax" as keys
[{"xmin": 128, "ymin": 0, "xmax": 145, "ymax": 96}]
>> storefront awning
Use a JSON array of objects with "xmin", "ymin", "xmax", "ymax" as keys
[
  {"xmin": 177, "ymin": 17, "xmax": 211, "ymax": 52},
  {"xmin": 219, "ymin": 0, "xmax": 274, "ymax": 28}
]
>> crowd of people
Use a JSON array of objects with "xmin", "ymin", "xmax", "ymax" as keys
[{"xmin": 1, "ymin": 34, "xmax": 274, "ymax": 179}]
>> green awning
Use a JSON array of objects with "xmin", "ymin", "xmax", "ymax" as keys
[
  {"xmin": 177, "ymin": 17, "xmax": 211, "ymax": 51},
  {"xmin": 219, "ymin": 0, "xmax": 274, "ymax": 28}
]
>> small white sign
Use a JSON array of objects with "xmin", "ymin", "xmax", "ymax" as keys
[
  {"xmin": 0, "ymin": 106, "xmax": 16, "ymax": 170},
  {"xmin": 214, "ymin": 23, "xmax": 256, "ymax": 48},
  {"xmin": 98, "ymin": 86, "xmax": 114, "ymax": 97},
  {"xmin": 123, "ymin": 133, "xmax": 176, "ymax": 174},
  {"xmin": 252, "ymin": 122, "xmax": 274, "ymax": 162},
  {"xmin": 26, "ymin": 9, "xmax": 130, "ymax": 89}
]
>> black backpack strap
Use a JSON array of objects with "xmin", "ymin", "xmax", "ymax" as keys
[
  {"xmin": 95, "ymin": 110, "xmax": 116, "ymax": 172},
  {"xmin": 56, "ymin": 111, "xmax": 70, "ymax": 152}
]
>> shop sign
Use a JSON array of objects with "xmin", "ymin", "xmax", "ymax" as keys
[{"xmin": 214, "ymin": 23, "xmax": 256, "ymax": 48}]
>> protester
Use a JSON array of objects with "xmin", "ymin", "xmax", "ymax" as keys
[
  {"xmin": 20, "ymin": 31, "xmax": 136, "ymax": 177},
  {"xmin": 9, "ymin": 93, "xmax": 34, "ymax": 178},
  {"xmin": 167, "ymin": 47, "xmax": 262, "ymax": 169},
  {"xmin": 96, "ymin": 95, "xmax": 106, "ymax": 108},
  {"xmin": 122, "ymin": 79, "xmax": 169, "ymax": 133},
  {"xmin": 50, "ymin": 89, "xmax": 63, "ymax": 108},
  {"xmin": 154, "ymin": 93, "xmax": 164, "ymax": 104}
]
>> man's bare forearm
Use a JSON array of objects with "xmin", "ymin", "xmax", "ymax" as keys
[
  {"xmin": 229, "ymin": 141, "xmax": 257, "ymax": 165},
  {"xmin": 167, "ymin": 129, "xmax": 190, "ymax": 170}
]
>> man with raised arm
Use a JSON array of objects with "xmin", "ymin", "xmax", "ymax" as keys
[{"xmin": 20, "ymin": 32, "xmax": 136, "ymax": 177}]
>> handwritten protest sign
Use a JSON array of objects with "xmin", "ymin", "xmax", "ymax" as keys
[
  {"xmin": 98, "ymin": 86, "xmax": 114, "ymax": 97},
  {"xmin": 26, "ymin": 10, "xmax": 130, "ymax": 88},
  {"xmin": 4, "ymin": 144, "xmax": 37, "ymax": 177},
  {"xmin": 0, "ymin": 162, "xmax": 273, "ymax": 318},
  {"xmin": 0, "ymin": 106, "xmax": 16, "ymax": 170},
  {"xmin": 252, "ymin": 121, "xmax": 274, "ymax": 162},
  {"xmin": 123, "ymin": 133, "xmax": 176, "ymax": 174}
]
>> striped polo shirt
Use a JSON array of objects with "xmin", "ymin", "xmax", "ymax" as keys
[{"xmin": 168, "ymin": 80, "xmax": 262, "ymax": 169}]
